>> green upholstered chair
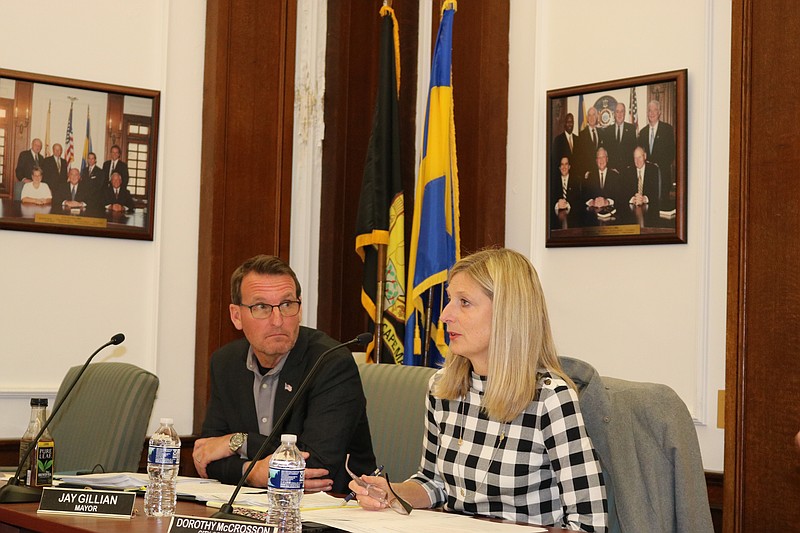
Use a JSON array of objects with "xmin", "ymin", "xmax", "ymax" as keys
[
  {"xmin": 357, "ymin": 363, "xmax": 437, "ymax": 482},
  {"xmin": 49, "ymin": 362, "xmax": 159, "ymax": 473}
]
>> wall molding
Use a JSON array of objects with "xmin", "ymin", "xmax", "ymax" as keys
[
  {"xmin": 0, "ymin": 390, "xmax": 57, "ymax": 400},
  {"xmin": 690, "ymin": 0, "xmax": 717, "ymax": 427}
]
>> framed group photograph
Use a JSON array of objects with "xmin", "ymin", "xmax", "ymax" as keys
[
  {"xmin": 546, "ymin": 69, "xmax": 687, "ymax": 247},
  {"xmin": 0, "ymin": 68, "xmax": 160, "ymax": 240}
]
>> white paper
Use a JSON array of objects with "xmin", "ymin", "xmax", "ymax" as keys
[
  {"xmin": 200, "ymin": 489, "xmax": 354, "ymax": 511},
  {"xmin": 300, "ymin": 492, "xmax": 359, "ymax": 511},
  {"xmin": 302, "ymin": 506, "xmax": 546, "ymax": 533},
  {"xmin": 190, "ymin": 484, "xmax": 269, "ymax": 508}
]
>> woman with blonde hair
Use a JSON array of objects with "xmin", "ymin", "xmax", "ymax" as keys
[{"xmin": 350, "ymin": 248, "xmax": 607, "ymax": 531}]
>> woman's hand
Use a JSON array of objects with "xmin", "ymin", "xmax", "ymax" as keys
[{"xmin": 348, "ymin": 474, "xmax": 391, "ymax": 510}]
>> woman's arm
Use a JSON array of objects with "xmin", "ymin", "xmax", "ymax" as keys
[{"xmin": 541, "ymin": 380, "xmax": 607, "ymax": 531}]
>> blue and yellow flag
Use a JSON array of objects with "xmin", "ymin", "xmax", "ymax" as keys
[
  {"xmin": 80, "ymin": 108, "xmax": 92, "ymax": 173},
  {"xmin": 404, "ymin": 0, "xmax": 460, "ymax": 367},
  {"xmin": 355, "ymin": 5, "xmax": 406, "ymax": 364}
]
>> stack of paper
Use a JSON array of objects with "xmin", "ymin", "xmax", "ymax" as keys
[
  {"xmin": 57, "ymin": 473, "xmax": 222, "ymax": 493},
  {"xmin": 57, "ymin": 472, "xmax": 151, "ymax": 490}
]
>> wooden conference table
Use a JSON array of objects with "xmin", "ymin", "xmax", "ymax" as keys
[
  {"xmin": 0, "ymin": 498, "xmax": 576, "ymax": 533},
  {"xmin": 0, "ymin": 198, "xmax": 147, "ymax": 229}
]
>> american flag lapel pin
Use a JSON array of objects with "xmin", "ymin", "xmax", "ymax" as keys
[{"xmin": 284, "ymin": 382, "xmax": 293, "ymax": 392}]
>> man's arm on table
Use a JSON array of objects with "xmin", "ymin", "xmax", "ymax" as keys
[{"xmin": 196, "ymin": 346, "xmax": 252, "ymax": 484}]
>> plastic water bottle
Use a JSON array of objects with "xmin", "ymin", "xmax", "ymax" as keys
[
  {"xmin": 266, "ymin": 434, "xmax": 305, "ymax": 533},
  {"xmin": 144, "ymin": 418, "xmax": 181, "ymax": 517}
]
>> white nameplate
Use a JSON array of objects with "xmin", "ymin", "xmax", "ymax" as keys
[
  {"xmin": 168, "ymin": 514, "xmax": 277, "ymax": 533},
  {"xmin": 37, "ymin": 487, "xmax": 136, "ymax": 519}
]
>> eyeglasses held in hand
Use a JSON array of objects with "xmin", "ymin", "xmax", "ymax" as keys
[
  {"xmin": 239, "ymin": 300, "xmax": 301, "ymax": 319},
  {"xmin": 345, "ymin": 454, "xmax": 411, "ymax": 515}
]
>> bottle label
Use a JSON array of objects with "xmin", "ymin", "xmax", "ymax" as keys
[
  {"xmin": 268, "ymin": 467, "xmax": 304, "ymax": 490},
  {"xmin": 30, "ymin": 441, "xmax": 54, "ymax": 487},
  {"xmin": 147, "ymin": 445, "xmax": 180, "ymax": 466}
]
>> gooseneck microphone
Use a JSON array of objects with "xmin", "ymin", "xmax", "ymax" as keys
[
  {"xmin": 212, "ymin": 332, "xmax": 372, "ymax": 522},
  {"xmin": 0, "ymin": 333, "xmax": 126, "ymax": 503}
]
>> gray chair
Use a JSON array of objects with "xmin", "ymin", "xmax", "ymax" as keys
[
  {"xmin": 357, "ymin": 363, "xmax": 437, "ymax": 482},
  {"xmin": 49, "ymin": 362, "xmax": 159, "ymax": 473},
  {"xmin": 560, "ymin": 356, "xmax": 714, "ymax": 533}
]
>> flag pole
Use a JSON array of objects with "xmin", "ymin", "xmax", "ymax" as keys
[
  {"xmin": 373, "ymin": 243, "xmax": 387, "ymax": 363},
  {"xmin": 422, "ymin": 286, "xmax": 435, "ymax": 367},
  {"xmin": 45, "ymin": 100, "xmax": 52, "ymax": 157}
]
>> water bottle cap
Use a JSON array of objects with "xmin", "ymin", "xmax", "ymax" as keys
[
  {"xmin": 281, "ymin": 434, "xmax": 297, "ymax": 444},
  {"xmin": 160, "ymin": 417, "xmax": 174, "ymax": 425},
  {"xmin": 30, "ymin": 398, "xmax": 48, "ymax": 407}
]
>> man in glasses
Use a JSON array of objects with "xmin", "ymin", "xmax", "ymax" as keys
[{"xmin": 193, "ymin": 255, "xmax": 376, "ymax": 494}]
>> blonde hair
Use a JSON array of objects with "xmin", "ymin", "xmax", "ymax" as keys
[{"xmin": 433, "ymin": 248, "xmax": 574, "ymax": 422}]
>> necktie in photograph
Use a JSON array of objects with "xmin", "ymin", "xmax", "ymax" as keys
[
  {"xmin": 71, "ymin": 185, "xmax": 76, "ymax": 201},
  {"xmin": 638, "ymin": 169, "xmax": 644, "ymax": 195},
  {"xmin": 649, "ymin": 128, "xmax": 655, "ymax": 153}
]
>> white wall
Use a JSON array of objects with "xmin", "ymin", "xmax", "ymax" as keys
[
  {"xmin": 506, "ymin": 0, "xmax": 731, "ymax": 471},
  {"xmin": 0, "ymin": 0, "xmax": 205, "ymax": 438}
]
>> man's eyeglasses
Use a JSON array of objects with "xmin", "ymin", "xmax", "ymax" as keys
[{"xmin": 238, "ymin": 300, "xmax": 301, "ymax": 319}]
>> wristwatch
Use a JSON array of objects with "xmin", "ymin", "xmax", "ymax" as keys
[{"xmin": 229, "ymin": 432, "xmax": 247, "ymax": 453}]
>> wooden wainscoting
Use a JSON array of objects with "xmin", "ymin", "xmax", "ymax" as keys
[{"xmin": 706, "ymin": 470, "xmax": 723, "ymax": 533}]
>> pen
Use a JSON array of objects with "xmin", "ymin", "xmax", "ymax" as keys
[{"xmin": 343, "ymin": 464, "xmax": 384, "ymax": 503}]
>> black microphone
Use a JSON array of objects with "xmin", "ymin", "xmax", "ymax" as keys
[
  {"xmin": 0, "ymin": 333, "xmax": 126, "ymax": 503},
  {"xmin": 212, "ymin": 332, "xmax": 371, "ymax": 522}
]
